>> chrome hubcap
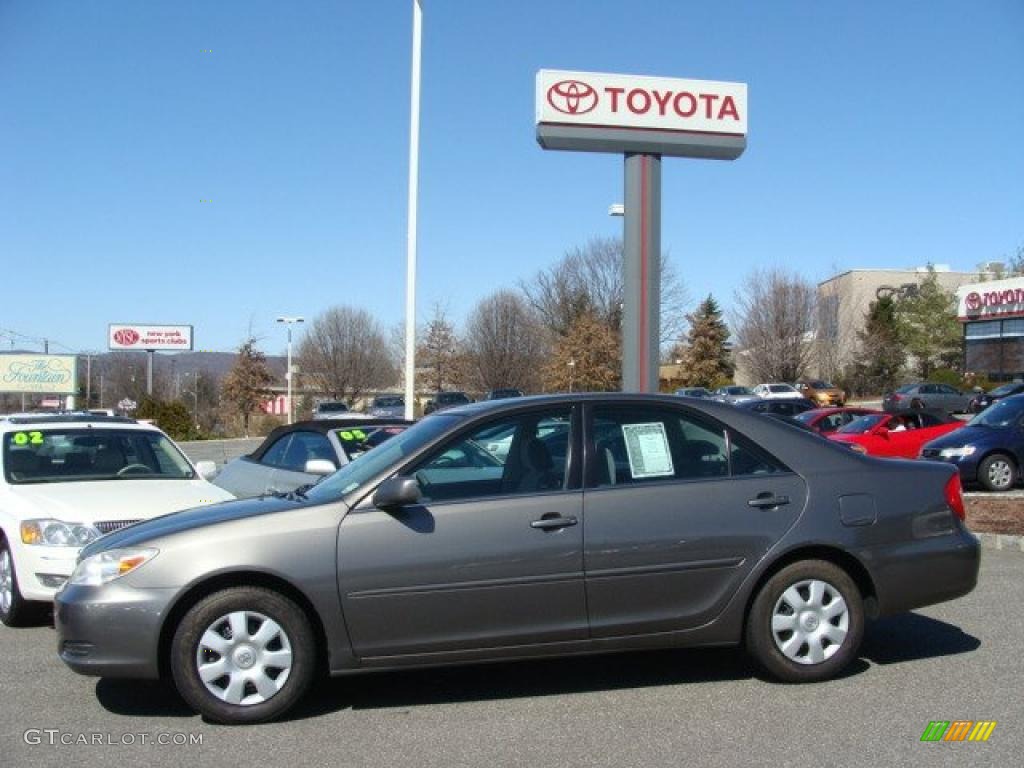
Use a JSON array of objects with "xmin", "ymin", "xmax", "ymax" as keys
[
  {"xmin": 771, "ymin": 579, "xmax": 849, "ymax": 665},
  {"xmin": 0, "ymin": 550, "xmax": 12, "ymax": 615},
  {"xmin": 195, "ymin": 611, "xmax": 293, "ymax": 706},
  {"xmin": 987, "ymin": 460, "xmax": 1013, "ymax": 489}
]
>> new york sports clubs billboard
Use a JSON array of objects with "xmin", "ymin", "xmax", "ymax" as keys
[{"xmin": 108, "ymin": 324, "xmax": 194, "ymax": 351}]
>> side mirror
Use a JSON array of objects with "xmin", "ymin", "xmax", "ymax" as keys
[
  {"xmin": 194, "ymin": 460, "xmax": 218, "ymax": 480},
  {"xmin": 373, "ymin": 476, "xmax": 421, "ymax": 509},
  {"xmin": 304, "ymin": 459, "xmax": 336, "ymax": 476}
]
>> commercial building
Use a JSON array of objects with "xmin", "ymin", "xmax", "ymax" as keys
[
  {"xmin": 815, "ymin": 266, "xmax": 988, "ymax": 379},
  {"xmin": 956, "ymin": 275, "xmax": 1024, "ymax": 382}
]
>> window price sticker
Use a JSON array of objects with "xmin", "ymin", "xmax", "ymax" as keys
[{"xmin": 621, "ymin": 422, "xmax": 674, "ymax": 479}]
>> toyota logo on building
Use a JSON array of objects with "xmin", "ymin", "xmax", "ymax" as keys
[
  {"xmin": 113, "ymin": 328, "xmax": 140, "ymax": 346},
  {"xmin": 547, "ymin": 80, "xmax": 598, "ymax": 115},
  {"xmin": 965, "ymin": 292, "xmax": 982, "ymax": 312}
]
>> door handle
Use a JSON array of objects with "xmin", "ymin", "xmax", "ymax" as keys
[
  {"xmin": 748, "ymin": 494, "xmax": 790, "ymax": 509},
  {"xmin": 530, "ymin": 515, "xmax": 578, "ymax": 530}
]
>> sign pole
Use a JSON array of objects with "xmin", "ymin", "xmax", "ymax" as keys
[
  {"xmin": 622, "ymin": 153, "xmax": 661, "ymax": 393},
  {"xmin": 146, "ymin": 350, "xmax": 154, "ymax": 396},
  {"xmin": 403, "ymin": 0, "xmax": 422, "ymax": 421}
]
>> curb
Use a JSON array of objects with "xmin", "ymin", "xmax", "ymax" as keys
[{"xmin": 976, "ymin": 532, "xmax": 1024, "ymax": 553}]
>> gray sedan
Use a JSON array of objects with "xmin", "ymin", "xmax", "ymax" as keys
[
  {"xmin": 883, "ymin": 383, "xmax": 972, "ymax": 414},
  {"xmin": 55, "ymin": 394, "xmax": 979, "ymax": 724}
]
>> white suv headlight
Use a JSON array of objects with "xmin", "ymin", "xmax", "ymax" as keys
[
  {"xmin": 939, "ymin": 446, "xmax": 976, "ymax": 458},
  {"xmin": 20, "ymin": 519, "xmax": 100, "ymax": 547},
  {"xmin": 69, "ymin": 548, "xmax": 158, "ymax": 586}
]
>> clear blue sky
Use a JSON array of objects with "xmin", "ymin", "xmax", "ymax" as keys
[{"xmin": 2, "ymin": 0, "xmax": 1021, "ymax": 357}]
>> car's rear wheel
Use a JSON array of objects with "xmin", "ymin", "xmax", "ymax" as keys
[
  {"xmin": 910, "ymin": 398, "xmax": 925, "ymax": 410},
  {"xmin": 746, "ymin": 560, "xmax": 864, "ymax": 682},
  {"xmin": 978, "ymin": 453, "xmax": 1017, "ymax": 492},
  {"xmin": 170, "ymin": 587, "xmax": 316, "ymax": 724}
]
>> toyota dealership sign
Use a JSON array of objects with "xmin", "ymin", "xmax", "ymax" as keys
[
  {"xmin": 536, "ymin": 69, "xmax": 747, "ymax": 159},
  {"xmin": 108, "ymin": 324, "xmax": 194, "ymax": 351}
]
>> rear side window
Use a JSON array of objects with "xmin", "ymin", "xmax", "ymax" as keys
[{"xmin": 590, "ymin": 406, "xmax": 784, "ymax": 488}]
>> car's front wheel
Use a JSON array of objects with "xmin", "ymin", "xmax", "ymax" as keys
[
  {"xmin": 170, "ymin": 587, "xmax": 316, "ymax": 724},
  {"xmin": 0, "ymin": 537, "xmax": 45, "ymax": 628},
  {"xmin": 978, "ymin": 453, "xmax": 1017, "ymax": 492},
  {"xmin": 746, "ymin": 560, "xmax": 864, "ymax": 683}
]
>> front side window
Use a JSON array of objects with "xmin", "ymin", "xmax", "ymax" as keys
[
  {"xmin": 3, "ymin": 428, "xmax": 194, "ymax": 484},
  {"xmin": 410, "ymin": 409, "xmax": 572, "ymax": 503},
  {"xmin": 590, "ymin": 406, "xmax": 782, "ymax": 488}
]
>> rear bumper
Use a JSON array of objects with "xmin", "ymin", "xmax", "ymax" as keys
[
  {"xmin": 868, "ymin": 528, "xmax": 980, "ymax": 616},
  {"xmin": 54, "ymin": 583, "xmax": 176, "ymax": 679}
]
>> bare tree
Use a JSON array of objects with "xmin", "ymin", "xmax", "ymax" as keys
[
  {"xmin": 298, "ymin": 306, "xmax": 397, "ymax": 404},
  {"xmin": 417, "ymin": 303, "xmax": 462, "ymax": 393},
  {"xmin": 521, "ymin": 237, "xmax": 688, "ymax": 345},
  {"xmin": 463, "ymin": 291, "xmax": 547, "ymax": 393},
  {"xmin": 732, "ymin": 268, "xmax": 816, "ymax": 383}
]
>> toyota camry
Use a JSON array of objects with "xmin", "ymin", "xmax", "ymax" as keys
[{"xmin": 55, "ymin": 394, "xmax": 979, "ymax": 724}]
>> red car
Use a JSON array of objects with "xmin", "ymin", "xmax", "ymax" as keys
[
  {"xmin": 827, "ymin": 410, "xmax": 964, "ymax": 457},
  {"xmin": 794, "ymin": 407, "xmax": 882, "ymax": 435}
]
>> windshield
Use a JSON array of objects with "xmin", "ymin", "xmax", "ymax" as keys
[
  {"xmin": 372, "ymin": 397, "xmax": 403, "ymax": 407},
  {"xmin": 306, "ymin": 415, "xmax": 460, "ymax": 503},
  {"xmin": 836, "ymin": 414, "xmax": 886, "ymax": 434},
  {"xmin": 988, "ymin": 383, "xmax": 1021, "ymax": 397},
  {"xmin": 794, "ymin": 411, "xmax": 818, "ymax": 424},
  {"xmin": 968, "ymin": 397, "xmax": 1024, "ymax": 428},
  {"xmin": 724, "ymin": 386, "xmax": 752, "ymax": 395},
  {"xmin": 768, "ymin": 385, "xmax": 794, "ymax": 393},
  {"xmin": 806, "ymin": 380, "xmax": 831, "ymax": 389},
  {"xmin": 3, "ymin": 428, "xmax": 195, "ymax": 484}
]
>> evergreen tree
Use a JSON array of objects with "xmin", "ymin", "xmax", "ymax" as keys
[
  {"xmin": 220, "ymin": 338, "xmax": 274, "ymax": 437},
  {"xmin": 678, "ymin": 295, "xmax": 733, "ymax": 388},
  {"xmin": 894, "ymin": 267, "xmax": 961, "ymax": 378},
  {"xmin": 853, "ymin": 296, "xmax": 905, "ymax": 394}
]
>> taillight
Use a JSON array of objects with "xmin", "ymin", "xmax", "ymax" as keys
[
  {"xmin": 890, "ymin": 394, "xmax": 902, "ymax": 402},
  {"xmin": 944, "ymin": 472, "xmax": 966, "ymax": 521}
]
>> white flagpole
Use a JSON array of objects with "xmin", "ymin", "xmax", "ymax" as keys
[{"xmin": 404, "ymin": 0, "xmax": 423, "ymax": 420}]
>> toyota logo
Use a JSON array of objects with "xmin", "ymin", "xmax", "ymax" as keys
[
  {"xmin": 547, "ymin": 80, "xmax": 598, "ymax": 115},
  {"xmin": 113, "ymin": 328, "xmax": 140, "ymax": 346},
  {"xmin": 965, "ymin": 292, "xmax": 982, "ymax": 312}
]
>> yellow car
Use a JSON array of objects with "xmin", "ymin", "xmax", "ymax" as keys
[{"xmin": 797, "ymin": 379, "xmax": 846, "ymax": 407}]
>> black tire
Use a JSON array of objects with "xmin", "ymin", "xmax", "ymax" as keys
[
  {"xmin": 170, "ymin": 587, "xmax": 316, "ymax": 724},
  {"xmin": 0, "ymin": 537, "xmax": 47, "ymax": 628},
  {"xmin": 977, "ymin": 453, "xmax": 1017, "ymax": 493},
  {"xmin": 910, "ymin": 398, "xmax": 925, "ymax": 410},
  {"xmin": 745, "ymin": 560, "xmax": 864, "ymax": 683}
]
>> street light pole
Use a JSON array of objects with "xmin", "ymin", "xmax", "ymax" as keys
[
  {"xmin": 277, "ymin": 316, "xmax": 304, "ymax": 424},
  {"xmin": 404, "ymin": 0, "xmax": 423, "ymax": 421}
]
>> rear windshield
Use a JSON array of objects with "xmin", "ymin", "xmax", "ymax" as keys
[
  {"xmin": 372, "ymin": 397, "xmax": 403, "ymax": 407},
  {"xmin": 317, "ymin": 402, "xmax": 349, "ymax": 413},
  {"xmin": 439, "ymin": 393, "xmax": 470, "ymax": 404},
  {"xmin": 895, "ymin": 384, "xmax": 916, "ymax": 394},
  {"xmin": 3, "ymin": 428, "xmax": 194, "ymax": 484},
  {"xmin": 768, "ymin": 385, "xmax": 794, "ymax": 393}
]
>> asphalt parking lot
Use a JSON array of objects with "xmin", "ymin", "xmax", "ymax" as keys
[{"xmin": 1, "ymin": 550, "xmax": 1020, "ymax": 768}]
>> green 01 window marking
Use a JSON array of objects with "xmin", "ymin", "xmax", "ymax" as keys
[{"xmin": 12, "ymin": 431, "xmax": 44, "ymax": 446}]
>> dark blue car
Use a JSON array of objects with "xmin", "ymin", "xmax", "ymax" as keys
[{"xmin": 921, "ymin": 394, "xmax": 1024, "ymax": 491}]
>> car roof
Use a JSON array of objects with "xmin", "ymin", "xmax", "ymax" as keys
[{"xmin": 0, "ymin": 413, "xmax": 145, "ymax": 431}]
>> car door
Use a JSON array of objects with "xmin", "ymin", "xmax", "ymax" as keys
[
  {"xmin": 582, "ymin": 403, "xmax": 806, "ymax": 637},
  {"xmin": 336, "ymin": 406, "xmax": 587, "ymax": 658}
]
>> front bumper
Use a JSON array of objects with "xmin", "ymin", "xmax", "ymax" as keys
[
  {"xmin": 920, "ymin": 452, "xmax": 980, "ymax": 485},
  {"xmin": 54, "ymin": 582, "xmax": 178, "ymax": 679},
  {"xmin": 14, "ymin": 544, "xmax": 80, "ymax": 601}
]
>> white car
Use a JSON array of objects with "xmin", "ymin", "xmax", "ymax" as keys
[
  {"xmin": 0, "ymin": 414, "xmax": 234, "ymax": 626},
  {"xmin": 753, "ymin": 383, "xmax": 807, "ymax": 401}
]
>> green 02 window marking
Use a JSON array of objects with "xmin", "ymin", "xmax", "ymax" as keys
[
  {"xmin": 339, "ymin": 429, "xmax": 367, "ymax": 441},
  {"xmin": 12, "ymin": 431, "xmax": 44, "ymax": 446}
]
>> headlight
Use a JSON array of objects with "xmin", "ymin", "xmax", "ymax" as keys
[
  {"xmin": 21, "ymin": 520, "xmax": 100, "ymax": 547},
  {"xmin": 69, "ymin": 548, "xmax": 158, "ymax": 586},
  {"xmin": 848, "ymin": 443, "xmax": 868, "ymax": 454},
  {"xmin": 939, "ymin": 446, "xmax": 976, "ymax": 459}
]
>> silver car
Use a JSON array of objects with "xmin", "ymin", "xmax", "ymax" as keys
[{"xmin": 56, "ymin": 394, "xmax": 979, "ymax": 725}]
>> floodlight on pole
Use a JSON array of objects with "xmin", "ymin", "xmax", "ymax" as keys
[{"xmin": 277, "ymin": 316, "xmax": 304, "ymax": 424}]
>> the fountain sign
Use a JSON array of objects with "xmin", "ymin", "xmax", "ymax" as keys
[{"xmin": 0, "ymin": 354, "xmax": 78, "ymax": 394}]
